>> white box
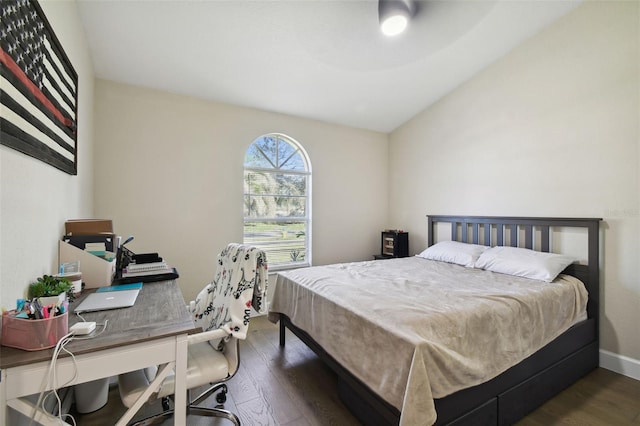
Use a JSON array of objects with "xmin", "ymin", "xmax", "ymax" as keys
[{"xmin": 59, "ymin": 240, "xmax": 115, "ymax": 288}]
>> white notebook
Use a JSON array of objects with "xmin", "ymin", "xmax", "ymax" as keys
[{"xmin": 74, "ymin": 289, "xmax": 140, "ymax": 313}]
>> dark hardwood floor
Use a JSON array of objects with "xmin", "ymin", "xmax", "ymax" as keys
[{"xmin": 75, "ymin": 315, "xmax": 640, "ymax": 425}]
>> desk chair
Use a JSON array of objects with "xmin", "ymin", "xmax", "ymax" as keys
[{"xmin": 117, "ymin": 243, "xmax": 268, "ymax": 425}]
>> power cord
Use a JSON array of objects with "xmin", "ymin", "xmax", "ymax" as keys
[
  {"xmin": 29, "ymin": 318, "xmax": 110, "ymax": 425},
  {"xmin": 29, "ymin": 332, "xmax": 76, "ymax": 426},
  {"xmin": 43, "ymin": 335, "xmax": 78, "ymax": 426}
]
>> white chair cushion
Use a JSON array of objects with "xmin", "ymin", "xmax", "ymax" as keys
[
  {"xmin": 157, "ymin": 341, "xmax": 230, "ymax": 399},
  {"xmin": 118, "ymin": 342, "xmax": 229, "ymax": 407}
]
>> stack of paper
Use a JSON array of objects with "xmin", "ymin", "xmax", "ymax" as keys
[{"xmin": 123, "ymin": 262, "xmax": 173, "ymax": 278}]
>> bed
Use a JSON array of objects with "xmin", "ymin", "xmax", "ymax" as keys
[{"xmin": 268, "ymin": 216, "xmax": 601, "ymax": 425}]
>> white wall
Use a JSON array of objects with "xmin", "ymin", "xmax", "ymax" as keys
[
  {"xmin": 389, "ymin": 1, "xmax": 640, "ymax": 366},
  {"xmin": 0, "ymin": 1, "xmax": 94, "ymax": 310},
  {"xmin": 93, "ymin": 80, "xmax": 388, "ymax": 302}
]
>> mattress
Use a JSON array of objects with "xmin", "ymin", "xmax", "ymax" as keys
[{"xmin": 268, "ymin": 256, "xmax": 588, "ymax": 425}]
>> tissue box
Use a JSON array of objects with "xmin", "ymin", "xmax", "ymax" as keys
[{"xmin": 1, "ymin": 313, "xmax": 68, "ymax": 351}]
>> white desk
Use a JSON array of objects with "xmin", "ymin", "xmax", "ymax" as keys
[{"xmin": 0, "ymin": 280, "xmax": 199, "ymax": 425}]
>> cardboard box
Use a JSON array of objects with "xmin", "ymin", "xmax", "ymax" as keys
[
  {"xmin": 65, "ymin": 219, "xmax": 113, "ymax": 236},
  {"xmin": 59, "ymin": 240, "xmax": 115, "ymax": 288}
]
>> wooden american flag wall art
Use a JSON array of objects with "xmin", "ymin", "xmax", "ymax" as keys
[{"xmin": 1, "ymin": 0, "xmax": 78, "ymax": 175}]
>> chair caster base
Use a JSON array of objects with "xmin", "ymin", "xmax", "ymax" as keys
[
  {"xmin": 161, "ymin": 396, "xmax": 171, "ymax": 411},
  {"xmin": 216, "ymin": 389, "xmax": 227, "ymax": 403}
]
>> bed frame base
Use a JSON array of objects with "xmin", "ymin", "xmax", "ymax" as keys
[{"xmin": 279, "ymin": 315, "xmax": 597, "ymax": 426}]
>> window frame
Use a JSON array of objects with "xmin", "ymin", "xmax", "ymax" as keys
[{"xmin": 243, "ymin": 133, "xmax": 312, "ymax": 271}]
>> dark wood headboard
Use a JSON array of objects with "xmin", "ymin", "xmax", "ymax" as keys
[{"xmin": 427, "ymin": 215, "xmax": 602, "ymax": 319}]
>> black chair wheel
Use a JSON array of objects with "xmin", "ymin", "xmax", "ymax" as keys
[
  {"xmin": 216, "ymin": 390, "xmax": 227, "ymax": 403},
  {"xmin": 161, "ymin": 396, "xmax": 171, "ymax": 411}
]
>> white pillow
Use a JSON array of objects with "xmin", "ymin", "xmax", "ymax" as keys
[
  {"xmin": 416, "ymin": 241, "xmax": 489, "ymax": 268},
  {"xmin": 474, "ymin": 246, "xmax": 575, "ymax": 282}
]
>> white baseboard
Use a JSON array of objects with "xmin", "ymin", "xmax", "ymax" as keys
[{"xmin": 600, "ymin": 349, "xmax": 640, "ymax": 381}]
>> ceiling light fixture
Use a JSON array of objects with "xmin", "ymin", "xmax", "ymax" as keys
[{"xmin": 379, "ymin": 0, "xmax": 415, "ymax": 37}]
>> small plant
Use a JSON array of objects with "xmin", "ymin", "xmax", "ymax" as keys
[{"xmin": 28, "ymin": 275, "xmax": 73, "ymax": 299}]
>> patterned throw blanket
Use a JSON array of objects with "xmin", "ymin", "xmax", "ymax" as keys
[{"xmin": 188, "ymin": 243, "xmax": 268, "ymax": 339}]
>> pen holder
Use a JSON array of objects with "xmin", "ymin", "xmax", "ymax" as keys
[{"xmin": 1, "ymin": 312, "xmax": 69, "ymax": 351}]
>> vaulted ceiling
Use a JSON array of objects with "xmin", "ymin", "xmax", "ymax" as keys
[{"xmin": 77, "ymin": 0, "xmax": 580, "ymax": 133}]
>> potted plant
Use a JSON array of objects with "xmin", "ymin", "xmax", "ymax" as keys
[{"xmin": 28, "ymin": 274, "xmax": 74, "ymax": 305}]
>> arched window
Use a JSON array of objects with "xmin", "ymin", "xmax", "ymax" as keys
[{"xmin": 243, "ymin": 134, "xmax": 311, "ymax": 270}]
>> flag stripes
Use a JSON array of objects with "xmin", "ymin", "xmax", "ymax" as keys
[
  {"xmin": 0, "ymin": 50, "xmax": 74, "ymax": 132},
  {"xmin": 1, "ymin": 0, "xmax": 78, "ymax": 175},
  {"xmin": 2, "ymin": 80, "xmax": 74, "ymax": 156},
  {"xmin": 1, "ymin": 118, "xmax": 74, "ymax": 172},
  {"xmin": 43, "ymin": 65, "xmax": 74, "ymax": 115},
  {"xmin": 43, "ymin": 34, "xmax": 75, "ymax": 95}
]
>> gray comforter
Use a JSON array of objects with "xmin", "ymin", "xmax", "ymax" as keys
[{"xmin": 268, "ymin": 256, "xmax": 587, "ymax": 425}]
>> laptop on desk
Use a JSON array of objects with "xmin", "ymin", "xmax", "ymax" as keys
[{"xmin": 74, "ymin": 289, "xmax": 140, "ymax": 313}]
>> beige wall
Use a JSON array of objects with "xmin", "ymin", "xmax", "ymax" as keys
[
  {"xmin": 0, "ymin": 2, "xmax": 95, "ymax": 309},
  {"xmin": 389, "ymin": 1, "xmax": 640, "ymax": 363},
  {"xmin": 93, "ymin": 80, "xmax": 388, "ymax": 302},
  {"xmin": 2, "ymin": 0, "xmax": 636, "ymax": 378}
]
